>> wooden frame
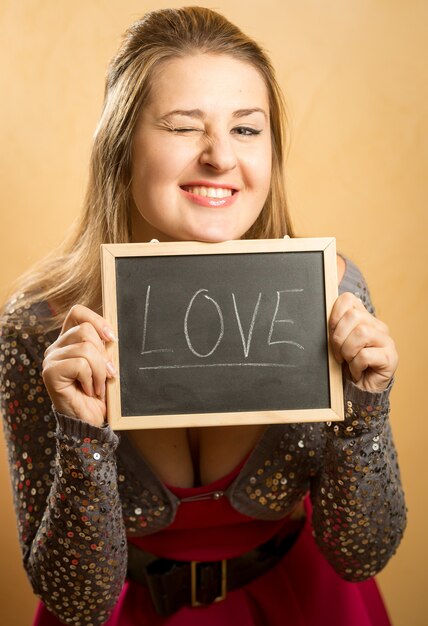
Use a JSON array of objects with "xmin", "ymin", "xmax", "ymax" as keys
[{"xmin": 101, "ymin": 237, "xmax": 344, "ymax": 430}]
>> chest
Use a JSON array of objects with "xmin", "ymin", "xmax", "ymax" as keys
[{"xmin": 127, "ymin": 424, "xmax": 266, "ymax": 488}]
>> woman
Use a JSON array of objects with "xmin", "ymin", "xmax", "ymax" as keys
[{"xmin": 0, "ymin": 7, "xmax": 406, "ymax": 626}]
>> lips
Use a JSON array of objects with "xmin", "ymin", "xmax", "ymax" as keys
[{"xmin": 179, "ymin": 183, "xmax": 238, "ymax": 208}]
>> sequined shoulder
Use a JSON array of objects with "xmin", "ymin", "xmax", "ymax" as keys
[
  {"xmin": 339, "ymin": 257, "xmax": 375, "ymax": 314},
  {"xmin": 0, "ymin": 295, "xmax": 56, "ymax": 342}
]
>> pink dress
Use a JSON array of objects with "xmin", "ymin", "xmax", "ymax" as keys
[{"xmin": 33, "ymin": 457, "xmax": 392, "ymax": 626}]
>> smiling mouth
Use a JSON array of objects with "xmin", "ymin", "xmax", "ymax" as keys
[{"xmin": 180, "ymin": 185, "xmax": 236, "ymax": 199}]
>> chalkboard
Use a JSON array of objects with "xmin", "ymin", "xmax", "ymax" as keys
[{"xmin": 101, "ymin": 238, "xmax": 344, "ymax": 429}]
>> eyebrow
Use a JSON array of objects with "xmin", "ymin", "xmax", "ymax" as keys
[
  {"xmin": 232, "ymin": 108, "xmax": 268, "ymax": 120},
  {"xmin": 160, "ymin": 107, "xmax": 268, "ymax": 121}
]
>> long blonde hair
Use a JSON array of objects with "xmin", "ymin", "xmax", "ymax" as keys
[{"xmin": 3, "ymin": 6, "xmax": 293, "ymax": 331}]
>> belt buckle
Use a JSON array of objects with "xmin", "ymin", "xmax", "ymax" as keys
[{"xmin": 190, "ymin": 560, "xmax": 227, "ymax": 607}]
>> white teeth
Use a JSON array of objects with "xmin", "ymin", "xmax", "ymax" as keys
[{"xmin": 184, "ymin": 186, "xmax": 233, "ymax": 198}]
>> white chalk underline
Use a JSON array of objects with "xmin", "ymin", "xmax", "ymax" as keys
[{"xmin": 139, "ymin": 363, "xmax": 296, "ymax": 370}]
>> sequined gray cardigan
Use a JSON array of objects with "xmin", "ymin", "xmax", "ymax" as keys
[{"xmin": 0, "ymin": 258, "xmax": 406, "ymax": 626}]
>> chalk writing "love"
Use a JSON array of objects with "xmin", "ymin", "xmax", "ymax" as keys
[{"xmin": 139, "ymin": 287, "xmax": 305, "ymax": 371}]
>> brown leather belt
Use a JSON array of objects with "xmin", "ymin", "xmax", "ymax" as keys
[{"xmin": 127, "ymin": 525, "xmax": 303, "ymax": 616}]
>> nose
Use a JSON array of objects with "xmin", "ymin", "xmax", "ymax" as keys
[{"xmin": 199, "ymin": 132, "xmax": 237, "ymax": 172}]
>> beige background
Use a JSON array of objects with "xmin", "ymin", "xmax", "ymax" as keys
[{"xmin": 0, "ymin": 1, "xmax": 426, "ymax": 624}]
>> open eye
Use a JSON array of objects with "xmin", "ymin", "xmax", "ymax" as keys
[{"xmin": 232, "ymin": 126, "xmax": 262, "ymax": 136}]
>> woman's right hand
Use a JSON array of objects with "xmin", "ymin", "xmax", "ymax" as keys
[{"xmin": 42, "ymin": 305, "xmax": 117, "ymax": 427}]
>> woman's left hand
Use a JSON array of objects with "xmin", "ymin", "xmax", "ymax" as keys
[{"xmin": 329, "ymin": 292, "xmax": 398, "ymax": 393}]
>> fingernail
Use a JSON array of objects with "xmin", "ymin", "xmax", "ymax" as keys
[
  {"xmin": 103, "ymin": 327, "xmax": 118, "ymax": 342},
  {"xmin": 106, "ymin": 361, "xmax": 117, "ymax": 377}
]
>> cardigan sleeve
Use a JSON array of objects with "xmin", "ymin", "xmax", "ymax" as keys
[
  {"xmin": 310, "ymin": 262, "xmax": 407, "ymax": 581},
  {"xmin": 0, "ymin": 302, "xmax": 127, "ymax": 626}
]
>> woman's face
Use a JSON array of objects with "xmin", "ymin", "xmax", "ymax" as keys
[{"xmin": 130, "ymin": 53, "xmax": 272, "ymax": 243}]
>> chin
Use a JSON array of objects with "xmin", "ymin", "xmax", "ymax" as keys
[
  {"xmin": 187, "ymin": 225, "xmax": 248, "ymax": 244},
  {"xmin": 191, "ymin": 234, "xmax": 238, "ymax": 244}
]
